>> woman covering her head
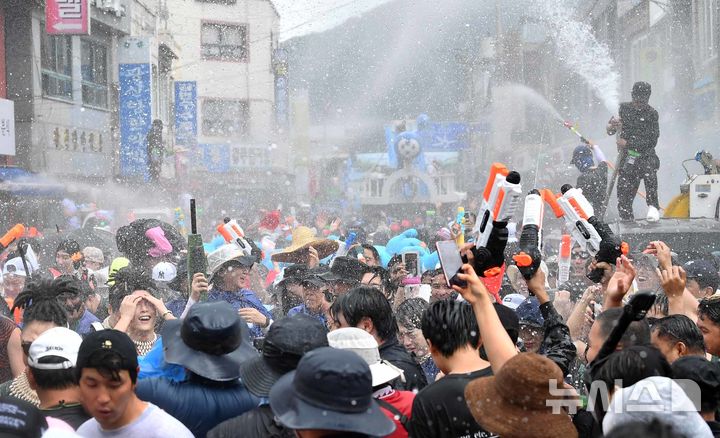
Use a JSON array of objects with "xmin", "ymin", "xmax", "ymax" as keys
[
  {"xmin": 1, "ymin": 277, "xmax": 75, "ymax": 405},
  {"xmin": 107, "ymin": 266, "xmax": 176, "ymax": 356}
]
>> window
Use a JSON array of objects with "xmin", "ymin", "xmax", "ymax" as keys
[
  {"xmin": 695, "ymin": 0, "xmax": 718, "ymax": 59},
  {"xmin": 81, "ymin": 40, "xmax": 108, "ymax": 108},
  {"xmin": 41, "ymin": 33, "xmax": 72, "ymax": 100},
  {"xmin": 202, "ymin": 99, "xmax": 249, "ymax": 137},
  {"xmin": 201, "ymin": 23, "xmax": 248, "ymax": 62}
]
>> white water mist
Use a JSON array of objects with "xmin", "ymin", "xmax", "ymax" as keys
[{"xmin": 532, "ymin": 0, "xmax": 620, "ymax": 113}]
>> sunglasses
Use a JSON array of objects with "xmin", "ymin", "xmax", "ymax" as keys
[{"xmin": 21, "ymin": 341, "xmax": 32, "ymax": 357}]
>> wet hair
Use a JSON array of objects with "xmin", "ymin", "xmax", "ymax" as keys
[
  {"xmin": 593, "ymin": 345, "xmax": 672, "ymax": 396},
  {"xmin": 361, "ymin": 244, "xmax": 380, "ymax": 263},
  {"xmin": 421, "ymin": 269, "xmax": 442, "ymax": 284},
  {"xmin": 604, "ymin": 419, "xmax": 686, "ymax": 438},
  {"xmin": 596, "ymin": 307, "xmax": 651, "ymax": 348},
  {"xmin": 651, "ymin": 315, "xmax": 705, "ymax": 354},
  {"xmin": 54, "ymin": 274, "xmax": 90, "ymax": 301},
  {"xmin": 396, "ymin": 298, "xmax": 428, "ymax": 330},
  {"xmin": 387, "ymin": 254, "xmax": 402, "ymax": 272},
  {"xmin": 651, "ymin": 292, "xmax": 669, "ymax": 317},
  {"xmin": 329, "ymin": 293, "xmax": 344, "ymax": 325},
  {"xmin": 363, "ymin": 265, "xmax": 388, "ymax": 284},
  {"xmin": 77, "ymin": 349, "xmax": 138, "ymax": 385},
  {"xmin": 631, "ymin": 81, "xmax": 652, "ymax": 102},
  {"xmin": 56, "ymin": 240, "xmax": 81, "ymax": 257},
  {"xmin": 698, "ymin": 295, "xmax": 720, "ymax": 325},
  {"xmin": 108, "ymin": 266, "xmax": 156, "ymax": 313},
  {"xmin": 421, "ymin": 299, "xmax": 479, "ymax": 357},
  {"xmin": 12, "ymin": 278, "xmax": 75, "ymax": 327},
  {"xmin": 337, "ymin": 286, "xmax": 397, "ymax": 341},
  {"xmin": 29, "ymin": 356, "xmax": 77, "ymax": 390}
]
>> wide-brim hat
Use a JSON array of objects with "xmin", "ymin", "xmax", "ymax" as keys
[
  {"xmin": 161, "ymin": 302, "xmax": 257, "ymax": 381},
  {"xmin": 465, "ymin": 353, "xmax": 577, "ymax": 438},
  {"xmin": 369, "ymin": 361, "xmax": 403, "ymax": 387},
  {"xmin": 238, "ymin": 314, "xmax": 329, "ymax": 398},
  {"xmin": 238, "ymin": 356, "xmax": 284, "ymax": 398},
  {"xmin": 207, "ymin": 244, "xmax": 256, "ymax": 279},
  {"xmin": 269, "ymin": 348, "xmax": 395, "ymax": 436},
  {"xmin": 271, "ymin": 227, "xmax": 339, "ymax": 263}
]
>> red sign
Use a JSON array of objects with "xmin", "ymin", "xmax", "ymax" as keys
[{"xmin": 46, "ymin": 0, "xmax": 90, "ymax": 35}]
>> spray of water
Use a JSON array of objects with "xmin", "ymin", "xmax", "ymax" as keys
[
  {"xmin": 498, "ymin": 83, "xmax": 564, "ymax": 121},
  {"xmin": 532, "ymin": 0, "xmax": 620, "ymax": 113}
]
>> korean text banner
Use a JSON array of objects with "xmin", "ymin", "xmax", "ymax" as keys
[
  {"xmin": 174, "ymin": 82, "xmax": 197, "ymax": 147},
  {"xmin": 0, "ymin": 99, "xmax": 15, "ymax": 156},
  {"xmin": 119, "ymin": 63, "xmax": 152, "ymax": 178},
  {"xmin": 46, "ymin": 0, "xmax": 90, "ymax": 35}
]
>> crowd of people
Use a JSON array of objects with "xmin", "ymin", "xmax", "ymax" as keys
[{"xmin": 0, "ymin": 196, "xmax": 719, "ymax": 438}]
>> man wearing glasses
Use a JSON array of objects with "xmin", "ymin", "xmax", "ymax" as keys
[
  {"xmin": 421, "ymin": 269, "xmax": 457, "ymax": 303},
  {"xmin": 288, "ymin": 271, "xmax": 334, "ymax": 327}
]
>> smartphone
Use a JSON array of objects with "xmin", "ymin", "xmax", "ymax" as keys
[
  {"xmin": 402, "ymin": 252, "xmax": 420, "ymax": 278},
  {"xmin": 436, "ymin": 241, "xmax": 466, "ymax": 287}
]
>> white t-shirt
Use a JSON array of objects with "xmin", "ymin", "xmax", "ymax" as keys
[{"xmin": 76, "ymin": 403, "xmax": 193, "ymax": 438}]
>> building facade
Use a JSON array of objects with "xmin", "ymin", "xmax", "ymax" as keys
[
  {"xmin": 1, "ymin": 0, "xmax": 179, "ymax": 185},
  {"xmin": 165, "ymin": 0, "xmax": 290, "ymax": 207}
]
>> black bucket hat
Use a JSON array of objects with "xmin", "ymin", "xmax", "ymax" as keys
[
  {"xmin": 238, "ymin": 314, "xmax": 328, "ymax": 397},
  {"xmin": 269, "ymin": 347, "xmax": 396, "ymax": 436},
  {"xmin": 320, "ymin": 256, "xmax": 365, "ymax": 284},
  {"xmin": 161, "ymin": 301, "xmax": 257, "ymax": 381}
]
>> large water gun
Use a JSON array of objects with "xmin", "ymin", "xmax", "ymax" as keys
[
  {"xmin": 544, "ymin": 185, "xmax": 602, "ymax": 256},
  {"xmin": 187, "ymin": 199, "xmax": 208, "ymax": 299},
  {"xmin": 473, "ymin": 163, "xmax": 523, "ymax": 248},
  {"xmin": 0, "ymin": 224, "xmax": 26, "ymax": 253},
  {"xmin": 469, "ymin": 163, "xmax": 522, "ymax": 277},
  {"xmin": 217, "ymin": 218, "xmax": 253, "ymax": 257},
  {"xmin": 512, "ymin": 190, "xmax": 544, "ymax": 280},
  {"xmin": 546, "ymin": 185, "xmax": 627, "ymax": 283},
  {"xmin": 331, "ymin": 232, "xmax": 357, "ymax": 266}
]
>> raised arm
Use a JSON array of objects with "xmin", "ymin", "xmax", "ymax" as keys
[{"xmin": 453, "ymin": 264, "xmax": 518, "ymax": 373}]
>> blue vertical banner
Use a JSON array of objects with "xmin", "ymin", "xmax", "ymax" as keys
[
  {"xmin": 174, "ymin": 81, "xmax": 197, "ymax": 147},
  {"xmin": 119, "ymin": 63, "xmax": 152, "ymax": 178}
]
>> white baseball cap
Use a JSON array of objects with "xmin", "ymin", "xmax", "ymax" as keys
[
  {"xmin": 2, "ymin": 257, "xmax": 31, "ymax": 277},
  {"xmin": 152, "ymin": 262, "xmax": 177, "ymax": 283},
  {"xmin": 327, "ymin": 327, "xmax": 405, "ymax": 387},
  {"xmin": 28, "ymin": 327, "xmax": 82, "ymax": 370}
]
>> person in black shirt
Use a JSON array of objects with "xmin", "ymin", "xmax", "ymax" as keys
[
  {"xmin": 607, "ymin": 81, "xmax": 661, "ymax": 222},
  {"xmin": 408, "ymin": 299, "xmax": 497, "ymax": 438},
  {"xmin": 26, "ymin": 327, "xmax": 91, "ymax": 429},
  {"xmin": 571, "ymin": 144, "xmax": 608, "ymax": 215}
]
